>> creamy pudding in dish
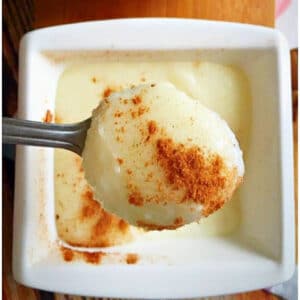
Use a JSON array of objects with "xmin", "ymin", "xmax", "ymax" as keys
[
  {"xmin": 82, "ymin": 82, "xmax": 244, "ymax": 229},
  {"xmin": 55, "ymin": 61, "xmax": 250, "ymax": 247}
]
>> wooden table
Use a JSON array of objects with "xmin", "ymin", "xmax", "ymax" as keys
[{"xmin": 3, "ymin": 1, "xmax": 296, "ymax": 299}]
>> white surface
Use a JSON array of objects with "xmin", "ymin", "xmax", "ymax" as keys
[
  {"xmin": 13, "ymin": 19, "xmax": 295, "ymax": 298},
  {"xmin": 267, "ymin": 267, "xmax": 298, "ymax": 300}
]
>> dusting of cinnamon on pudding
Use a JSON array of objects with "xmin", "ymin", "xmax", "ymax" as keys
[
  {"xmin": 117, "ymin": 158, "xmax": 124, "ymax": 165},
  {"xmin": 156, "ymin": 138, "xmax": 236, "ymax": 216},
  {"xmin": 145, "ymin": 172, "xmax": 153, "ymax": 181},
  {"xmin": 60, "ymin": 246, "xmax": 104, "ymax": 264},
  {"xmin": 81, "ymin": 190, "xmax": 99, "ymax": 219},
  {"xmin": 128, "ymin": 190, "xmax": 144, "ymax": 206},
  {"xmin": 58, "ymin": 185, "xmax": 132, "ymax": 248},
  {"xmin": 136, "ymin": 220, "xmax": 182, "ymax": 231},
  {"xmin": 116, "ymin": 136, "xmax": 123, "ymax": 143},
  {"xmin": 126, "ymin": 253, "xmax": 139, "ymax": 264},
  {"xmin": 130, "ymin": 105, "xmax": 149, "ymax": 119},
  {"xmin": 132, "ymin": 95, "xmax": 142, "ymax": 105},
  {"xmin": 131, "ymin": 111, "xmax": 137, "ymax": 118},
  {"xmin": 83, "ymin": 252, "xmax": 103, "ymax": 264},
  {"xmin": 145, "ymin": 120, "xmax": 157, "ymax": 142},
  {"xmin": 118, "ymin": 219, "xmax": 128, "ymax": 231},
  {"xmin": 42, "ymin": 110, "xmax": 53, "ymax": 123},
  {"xmin": 61, "ymin": 247, "xmax": 139, "ymax": 265},
  {"xmin": 74, "ymin": 156, "xmax": 84, "ymax": 172},
  {"xmin": 138, "ymin": 106, "xmax": 149, "ymax": 116},
  {"xmin": 129, "ymin": 93, "xmax": 149, "ymax": 119},
  {"xmin": 61, "ymin": 247, "xmax": 74, "ymax": 262},
  {"xmin": 114, "ymin": 111, "xmax": 123, "ymax": 118},
  {"xmin": 173, "ymin": 217, "xmax": 183, "ymax": 226},
  {"xmin": 103, "ymin": 87, "xmax": 113, "ymax": 98},
  {"xmin": 148, "ymin": 120, "xmax": 157, "ymax": 135}
]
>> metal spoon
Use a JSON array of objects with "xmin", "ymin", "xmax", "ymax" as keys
[{"xmin": 2, "ymin": 117, "xmax": 91, "ymax": 155}]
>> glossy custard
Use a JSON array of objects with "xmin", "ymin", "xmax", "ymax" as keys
[
  {"xmin": 54, "ymin": 61, "xmax": 251, "ymax": 247},
  {"xmin": 82, "ymin": 82, "xmax": 244, "ymax": 229}
]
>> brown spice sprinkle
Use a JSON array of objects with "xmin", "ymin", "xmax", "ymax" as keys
[
  {"xmin": 126, "ymin": 253, "xmax": 139, "ymax": 264},
  {"xmin": 61, "ymin": 247, "xmax": 140, "ymax": 265},
  {"xmin": 148, "ymin": 120, "xmax": 157, "ymax": 135},
  {"xmin": 173, "ymin": 217, "xmax": 183, "ymax": 226},
  {"xmin": 132, "ymin": 95, "xmax": 142, "ymax": 105},
  {"xmin": 156, "ymin": 138, "xmax": 234, "ymax": 216},
  {"xmin": 91, "ymin": 77, "xmax": 97, "ymax": 83},
  {"xmin": 103, "ymin": 87, "xmax": 113, "ymax": 98},
  {"xmin": 139, "ymin": 127, "xmax": 146, "ymax": 136},
  {"xmin": 74, "ymin": 156, "xmax": 84, "ymax": 173},
  {"xmin": 66, "ymin": 185, "xmax": 131, "ymax": 248},
  {"xmin": 138, "ymin": 106, "xmax": 149, "ymax": 116},
  {"xmin": 118, "ymin": 219, "xmax": 128, "ymax": 231},
  {"xmin": 114, "ymin": 111, "xmax": 123, "ymax": 118},
  {"xmin": 92, "ymin": 214, "xmax": 114, "ymax": 243},
  {"xmin": 60, "ymin": 247, "xmax": 104, "ymax": 264},
  {"xmin": 136, "ymin": 220, "xmax": 182, "ymax": 231},
  {"xmin": 117, "ymin": 158, "xmax": 124, "ymax": 165},
  {"xmin": 130, "ymin": 105, "xmax": 149, "ymax": 119},
  {"xmin": 81, "ymin": 190, "xmax": 100, "ymax": 219},
  {"xmin": 116, "ymin": 136, "xmax": 123, "ymax": 143},
  {"xmin": 42, "ymin": 109, "xmax": 53, "ymax": 123},
  {"xmin": 146, "ymin": 172, "xmax": 153, "ymax": 181},
  {"xmin": 61, "ymin": 247, "xmax": 74, "ymax": 262},
  {"xmin": 128, "ymin": 190, "xmax": 144, "ymax": 206},
  {"xmin": 83, "ymin": 252, "xmax": 103, "ymax": 264},
  {"xmin": 127, "ymin": 169, "xmax": 133, "ymax": 175}
]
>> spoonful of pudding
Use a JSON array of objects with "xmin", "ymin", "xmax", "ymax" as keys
[{"xmin": 3, "ymin": 82, "xmax": 244, "ymax": 230}]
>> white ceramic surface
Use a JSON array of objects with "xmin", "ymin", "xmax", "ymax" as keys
[{"xmin": 13, "ymin": 19, "xmax": 295, "ymax": 298}]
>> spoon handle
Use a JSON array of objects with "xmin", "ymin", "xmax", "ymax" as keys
[{"xmin": 2, "ymin": 117, "xmax": 91, "ymax": 155}]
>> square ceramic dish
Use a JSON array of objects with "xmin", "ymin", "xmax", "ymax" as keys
[{"xmin": 13, "ymin": 19, "xmax": 294, "ymax": 298}]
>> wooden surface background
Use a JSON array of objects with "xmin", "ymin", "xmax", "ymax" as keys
[{"xmin": 3, "ymin": 0, "xmax": 297, "ymax": 299}]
